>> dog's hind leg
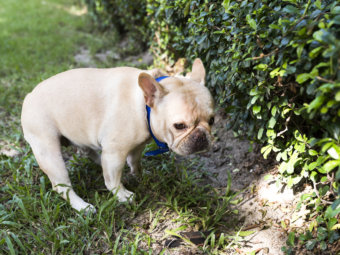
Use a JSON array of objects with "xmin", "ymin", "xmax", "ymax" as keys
[{"xmin": 25, "ymin": 133, "xmax": 95, "ymax": 213}]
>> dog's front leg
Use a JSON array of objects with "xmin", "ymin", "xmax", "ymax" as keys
[{"xmin": 101, "ymin": 150, "xmax": 134, "ymax": 202}]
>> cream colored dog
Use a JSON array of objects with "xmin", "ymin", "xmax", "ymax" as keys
[{"xmin": 21, "ymin": 59, "xmax": 214, "ymax": 212}]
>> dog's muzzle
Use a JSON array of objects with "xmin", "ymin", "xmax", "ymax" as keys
[{"xmin": 187, "ymin": 128, "xmax": 210, "ymax": 154}]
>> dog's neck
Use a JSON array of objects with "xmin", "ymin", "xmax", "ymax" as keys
[{"xmin": 144, "ymin": 76, "xmax": 169, "ymax": 156}]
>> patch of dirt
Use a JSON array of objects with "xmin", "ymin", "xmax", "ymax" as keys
[
  {"xmin": 130, "ymin": 209, "xmax": 206, "ymax": 255},
  {"xmin": 74, "ymin": 47, "xmax": 96, "ymax": 67},
  {"xmin": 0, "ymin": 141, "xmax": 20, "ymax": 158},
  {"xmin": 74, "ymin": 45, "xmax": 153, "ymax": 67},
  {"xmin": 188, "ymin": 110, "xmax": 313, "ymax": 255},
  {"xmin": 125, "ymin": 51, "xmax": 154, "ymax": 66},
  {"xmin": 194, "ymin": 112, "xmax": 268, "ymax": 191}
]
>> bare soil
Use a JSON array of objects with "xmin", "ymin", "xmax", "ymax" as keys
[{"xmin": 190, "ymin": 111, "xmax": 311, "ymax": 255}]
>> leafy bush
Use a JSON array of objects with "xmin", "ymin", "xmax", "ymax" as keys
[
  {"xmin": 146, "ymin": 0, "xmax": 340, "ymax": 252},
  {"xmin": 86, "ymin": 0, "xmax": 340, "ymax": 252}
]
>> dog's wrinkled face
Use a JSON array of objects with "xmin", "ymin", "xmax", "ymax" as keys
[
  {"xmin": 139, "ymin": 59, "xmax": 214, "ymax": 155},
  {"xmin": 157, "ymin": 80, "xmax": 214, "ymax": 155}
]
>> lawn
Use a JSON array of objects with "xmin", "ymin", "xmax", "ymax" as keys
[{"xmin": 0, "ymin": 1, "xmax": 239, "ymax": 254}]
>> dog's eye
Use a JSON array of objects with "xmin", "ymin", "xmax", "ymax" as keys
[
  {"xmin": 209, "ymin": 117, "xmax": 215, "ymax": 126},
  {"xmin": 174, "ymin": 123, "xmax": 187, "ymax": 130}
]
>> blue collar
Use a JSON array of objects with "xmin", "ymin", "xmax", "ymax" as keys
[{"xmin": 144, "ymin": 76, "xmax": 169, "ymax": 156}]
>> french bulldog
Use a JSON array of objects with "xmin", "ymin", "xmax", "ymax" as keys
[{"xmin": 21, "ymin": 59, "xmax": 214, "ymax": 212}]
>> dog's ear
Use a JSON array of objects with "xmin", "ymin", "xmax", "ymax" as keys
[
  {"xmin": 190, "ymin": 58, "xmax": 206, "ymax": 85},
  {"xmin": 138, "ymin": 73, "xmax": 167, "ymax": 107}
]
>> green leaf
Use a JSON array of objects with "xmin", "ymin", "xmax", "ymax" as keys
[
  {"xmin": 271, "ymin": 106, "xmax": 277, "ymax": 116},
  {"xmin": 308, "ymin": 95, "xmax": 326, "ymax": 112},
  {"xmin": 297, "ymin": 44, "xmax": 304, "ymax": 58},
  {"xmin": 287, "ymin": 176, "xmax": 294, "ymax": 188},
  {"xmin": 296, "ymin": 73, "xmax": 311, "ymax": 84},
  {"xmin": 270, "ymin": 67, "xmax": 286, "ymax": 78},
  {"xmin": 327, "ymin": 147, "xmax": 340, "ymax": 159},
  {"xmin": 325, "ymin": 201, "xmax": 340, "ymax": 218},
  {"xmin": 252, "ymin": 105, "xmax": 261, "ymax": 114},
  {"xmin": 335, "ymin": 91, "xmax": 340, "ymax": 101},
  {"xmin": 301, "ymin": 193, "xmax": 312, "ymax": 201},
  {"xmin": 317, "ymin": 227, "xmax": 328, "ymax": 241},
  {"xmin": 320, "ymin": 176, "xmax": 328, "ymax": 182},
  {"xmin": 320, "ymin": 241, "xmax": 327, "ymax": 251},
  {"xmin": 246, "ymin": 14, "xmax": 257, "ymax": 30},
  {"xmin": 254, "ymin": 64, "xmax": 267, "ymax": 70},
  {"xmin": 282, "ymin": 5, "xmax": 299, "ymax": 14},
  {"xmin": 287, "ymin": 151, "xmax": 300, "ymax": 174},
  {"xmin": 314, "ymin": 0, "xmax": 322, "ymax": 9},
  {"xmin": 238, "ymin": 230, "xmax": 255, "ymax": 237},
  {"xmin": 295, "ymin": 142, "xmax": 306, "ymax": 153},
  {"xmin": 308, "ymin": 162, "xmax": 317, "ymax": 170},
  {"xmin": 283, "ymin": 0, "xmax": 297, "ymax": 4},
  {"xmin": 279, "ymin": 161, "xmax": 288, "ymax": 173},
  {"xmin": 309, "ymin": 46, "xmax": 323, "ymax": 59},
  {"xmin": 287, "ymin": 232, "xmax": 295, "ymax": 246},
  {"xmin": 331, "ymin": 6, "xmax": 340, "ymax": 14},
  {"xmin": 321, "ymin": 142, "xmax": 333, "ymax": 153},
  {"xmin": 266, "ymin": 129, "xmax": 275, "ymax": 138},
  {"xmin": 313, "ymin": 30, "xmax": 323, "ymax": 41},
  {"xmin": 268, "ymin": 116, "xmax": 277, "ymax": 128},
  {"xmin": 306, "ymin": 239, "xmax": 317, "ymax": 250},
  {"xmin": 320, "ymin": 106, "xmax": 328, "ymax": 114},
  {"xmin": 331, "ymin": 223, "xmax": 340, "ymax": 230},
  {"xmin": 183, "ymin": 1, "xmax": 190, "ymax": 17},
  {"xmin": 261, "ymin": 144, "xmax": 272, "ymax": 159},
  {"xmin": 250, "ymin": 95, "xmax": 260, "ymax": 105},
  {"xmin": 322, "ymin": 160, "xmax": 340, "ymax": 173},
  {"xmin": 264, "ymin": 174, "xmax": 273, "ymax": 181},
  {"xmin": 333, "ymin": 15, "xmax": 340, "ymax": 25},
  {"xmin": 319, "ymin": 185, "xmax": 329, "ymax": 196},
  {"xmin": 328, "ymin": 218, "xmax": 338, "ymax": 230},
  {"xmin": 308, "ymin": 150, "xmax": 318, "ymax": 156},
  {"xmin": 310, "ymin": 171, "xmax": 317, "ymax": 182},
  {"xmin": 249, "ymin": 88, "xmax": 258, "ymax": 96},
  {"xmin": 258, "ymin": 127, "xmax": 264, "ymax": 140}
]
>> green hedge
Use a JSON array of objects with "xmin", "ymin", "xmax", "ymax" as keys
[{"xmin": 87, "ymin": 0, "xmax": 340, "ymax": 252}]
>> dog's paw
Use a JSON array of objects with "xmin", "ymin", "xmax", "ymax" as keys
[
  {"xmin": 115, "ymin": 187, "xmax": 134, "ymax": 203},
  {"xmin": 72, "ymin": 200, "xmax": 96, "ymax": 214},
  {"xmin": 83, "ymin": 204, "xmax": 97, "ymax": 215}
]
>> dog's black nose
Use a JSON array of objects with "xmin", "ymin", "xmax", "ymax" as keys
[{"xmin": 190, "ymin": 129, "xmax": 209, "ymax": 153}]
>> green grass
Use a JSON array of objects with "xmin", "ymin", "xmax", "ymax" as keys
[
  {"xmin": 0, "ymin": 0, "xmax": 242, "ymax": 253},
  {"xmin": 1, "ymin": 151, "xmax": 240, "ymax": 254}
]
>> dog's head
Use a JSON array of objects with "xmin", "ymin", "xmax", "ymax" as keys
[{"xmin": 138, "ymin": 59, "xmax": 214, "ymax": 156}]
